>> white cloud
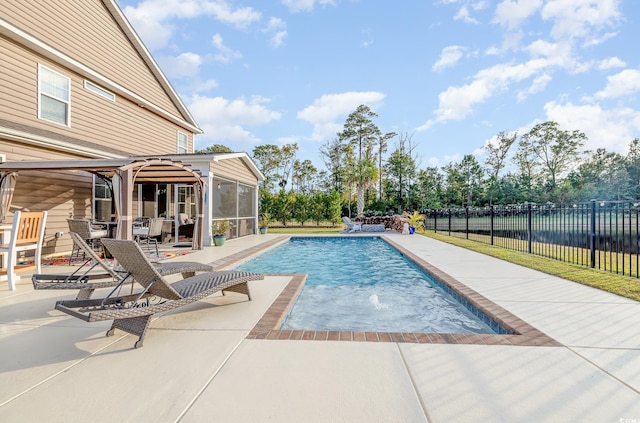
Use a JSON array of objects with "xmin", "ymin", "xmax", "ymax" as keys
[
  {"xmin": 423, "ymin": 59, "xmax": 548, "ymax": 126},
  {"xmin": 517, "ymin": 73, "xmax": 551, "ymax": 101},
  {"xmin": 193, "ymin": 79, "xmax": 219, "ymax": 93},
  {"xmin": 541, "ymin": 0, "xmax": 621, "ymax": 42},
  {"xmin": 493, "ymin": 0, "xmax": 543, "ymax": 30},
  {"xmin": 297, "ymin": 92, "xmax": 386, "ymax": 141},
  {"xmin": 432, "ymin": 46, "xmax": 465, "ymax": 72},
  {"xmin": 454, "ymin": 5, "xmax": 479, "ymax": 23},
  {"xmin": 598, "ymin": 57, "xmax": 626, "ymax": 71},
  {"xmin": 281, "ymin": 0, "xmax": 336, "ymax": 13},
  {"xmin": 122, "ymin": 0, "xmax": 261, "ymax": 50},
  {"xmin": 156, "ymin": 52, "xmax": 202, "ymax": 78},
  {"xmin": 212, "ymin": 34, "xmax": 242, "ymax": 63},
  {"xmin": 595, "ymin": 69, "xmax": 640, "ymax": 100},
  {"xmin": 265, "ymin": 17, "xmax": 288, "ymax": 48},
  {"xmin": 583, "ymin": 31, "xmax": 618, "ymax": 47},
  {"xmin": 543, "ymin": 101, "xmax": 640, "ymax": 153},
  {"xmin": 188, "ymin": 95, "xmax": 281, "ymax": 145}
]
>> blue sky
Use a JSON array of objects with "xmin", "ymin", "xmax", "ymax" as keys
[{"xmin": 117, "ymin": 0, "xmax": 640, "ymax": 171}]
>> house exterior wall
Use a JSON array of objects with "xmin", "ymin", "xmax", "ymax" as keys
[
  {"xmin": 1, "ymin": 0, "xmax": 182, "ymax": 116},
  {"xmin": 211, "ymin": 157, "xmax": 260, "ymax": 186},
  {"xmin": 0, "ymin": 0, "xmax": 201, "ymax": 258},
  {"xmin": 0, "ymin": 37, "xmax": 194, "ymax": 156},
  {"xmin": 0, "ymin": 141, "xmax": 93, "ymax": 256}
]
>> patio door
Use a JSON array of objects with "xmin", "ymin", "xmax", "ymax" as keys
[{"xmin": 173, "ymin": 185, "xmax": 196, "ymax": 243}]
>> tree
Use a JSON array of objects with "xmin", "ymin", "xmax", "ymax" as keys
[
  {"xmin": 377, "ymin": 131, "xmax": 397, "ymax": 199},
  {"xmin": 327, "ymin": 190, "xmax": 342, "ymax": 225},
  {"xmin": 415, "ymin": 167, "xmax": 444, "ymax": 209},
  {"xmin": 195, "ymin": 144, "xmax": 233, "ymax": 153},
  {"xmin": 319, "ymin": 138, "xmax": 349, "ymax": 193},
  {"xmin": 571, "ymin": 148, "xmax": 629, "ymax": 200},
  {"xmin": 626, "ymin": 138, "xmax": 640, "ymax": 199},
  {"xmin": 338, "ymin": 105, "xmax": 381, "ymax": 217},
  {"xmin": 292, "ymin": 159, "xmax": 318, "ymax": 194},
  {"xmin": 385, "ymin": 133, "xmax": 417, "ymax": 211},
  {"xmin": 484, "ymin": 131, "xmax": 517, "ymax": 204},
  {"xmin": 294, "ymin": 192, "xmax": 312, "ymax": 225},
  {"xmin": 252, "ymin": 143, "xmax": 299, "ymax": 192},
  {"xmin": 252, "ymin": 144, "xmax": 281, "ymax": 191},
  {"xmin": 519, "ymin": 121, "xmax": 586, "ymax": 190},
  {"xmin": 443, "ymin": 155, "xmax": 484, "ymax": 206}
]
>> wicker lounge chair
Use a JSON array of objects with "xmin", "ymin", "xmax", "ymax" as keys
[
  {"xmin": 55, "ymin": 239, "xmax": 263, "ymax": 348},
  {"xmin": 342, "ymin": 216, "xmax": 362, "ymax": 233},
  {"xmin": 33, "ymin": 232, "xmax": 216, "ymax": 300}
]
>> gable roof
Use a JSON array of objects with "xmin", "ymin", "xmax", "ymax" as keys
[{"xmin": 102, "ymin": 0, "xmax": 201, "ymax": 133}]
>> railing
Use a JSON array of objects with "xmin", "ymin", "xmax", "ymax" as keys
[{"xmin": 424, "ymin": 200, "xmax": 640, "ymax": 278}]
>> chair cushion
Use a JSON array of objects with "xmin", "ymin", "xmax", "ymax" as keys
[{"xmin": 89, "ymin": 230, "xmax": 109, "ymax": 238}]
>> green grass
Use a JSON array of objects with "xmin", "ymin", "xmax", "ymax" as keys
[
  {"xmin": 263, "ymin": 225, "xmax": 640, "ymax": 302},
  {"xmin": 422, "ymin": 231, "xmax": 640, "ymax": 302}
]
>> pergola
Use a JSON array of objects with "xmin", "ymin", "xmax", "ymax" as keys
[{"xmin": 0, "ymin": 157, "xmax": 206, "ymax": 249}]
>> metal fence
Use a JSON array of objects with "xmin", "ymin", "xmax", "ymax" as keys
[{"xmin": 424, "ymin": 200, "xmax": 640, "ymax": 278}]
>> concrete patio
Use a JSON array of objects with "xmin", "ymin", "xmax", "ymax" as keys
[{"xmin": 1, "ymin": 232, "xmax": 640, "ymax": 422}]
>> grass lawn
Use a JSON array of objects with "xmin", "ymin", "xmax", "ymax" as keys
[
  {"xmin": 265, "ymin": 225, "xmax": 640, "ymax": 302},
  {"xmin": 422, "ymin": 231, "xmax": 640, "ymax": 302}
]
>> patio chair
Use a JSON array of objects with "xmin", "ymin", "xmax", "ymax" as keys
[
  {"xmin": 55, "ymin": 238, "xmax": 263, "ymax": 348},
  {"xmin": 342, "ymin": 216, "xmax": 362, "ymax": 233},
  {"xmin": 134, "ymin": 217, "xmax": 163, "ymax": 256},
  {"xmin": 33, "ymin": 232, "xmax": 216, "ymax": 300},
  {"xmin": 66, "ymin": 218, "xmax": 109, "ymax": 264},
  {"xmin": 0, "ymin": 210, "xmax": 47, "ymax": 290}
]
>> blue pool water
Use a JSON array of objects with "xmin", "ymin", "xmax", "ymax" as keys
[{"xmin": 235, "ymin": 237, "xmax": 499, "ymax": 334}]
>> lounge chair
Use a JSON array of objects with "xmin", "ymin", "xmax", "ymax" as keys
[
  {"xmin": 342, "ymin": 216, "xmax": 362, "ymax": 233},
  {"xmin": 33, "ymin": 232, "xmax": 216, "ymax": 300},
  {"xmin": 55, "ymin": 239, "xmax": 263, "ymax": 348}
]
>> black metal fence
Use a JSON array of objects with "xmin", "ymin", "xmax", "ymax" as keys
[{"xmin": 424, "ymin": 200, "xmax": 640, "ymax": 278}]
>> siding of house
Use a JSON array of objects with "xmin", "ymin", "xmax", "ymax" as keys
[
  {"xmin": 0, "ymin": 0, "xmax": 209, "ymax": 259},
  {"xmin": 1, "ymin": 0, "xmax": 183, "ymax": 117},
  {"xmin": 0, "ymin": 37, "xmax": 193, "ymax": 156},
  {"xmin": 0, "ymin": 141, "xmax": 93, "ymax": 256},
  {"xmin": 212, "ymin": 158, "xmax": 259, "ymax": 186}
]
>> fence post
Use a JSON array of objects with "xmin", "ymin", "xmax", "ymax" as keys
[
  {"xmin": 465, "ymin": 206, "xmax": 469, "ymax": 239},
  {"xmin": 527, "ymin": 203, "xmax": 533, "ymax": 254},
  {"xmin": 433, "ymin": 211, "xmax": 437, "ymax": 233},
  {"xmin": 590, "ymin": 200, "xmax": 596, "ymax": 268},
  {"xmin": 490, "ymin": 205, "xmax": 494, "ymax": 246},
  {"xmin": 448, "ymin": 208, "xmax": 451, "ymax": 235}
]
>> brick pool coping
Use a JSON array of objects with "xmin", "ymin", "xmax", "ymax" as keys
[{"xmin": 214, "ymin": 235, "xmax": 559, "ymax": 346}]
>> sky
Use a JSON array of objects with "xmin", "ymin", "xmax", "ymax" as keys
[{"xmin": 116, "ymin": 0, "xmax": 640, "ymax": 172}]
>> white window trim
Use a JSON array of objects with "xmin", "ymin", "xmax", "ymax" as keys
[
  {"xmin": 177, "ymin": 131, "xmax": 188, "ymax": 154},
  {"xmin": 84, "ymin": 80, "xmax": 115, "ymax": 102},
  {"xmin": 37, "ymin": 64, "xmax": 71, "ymax": 127}
]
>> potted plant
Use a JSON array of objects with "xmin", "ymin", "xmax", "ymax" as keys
[
  {"xmin": 404, "ymin": 211, "xmax": 425, "ymax": 235},
  {"xmin": 211, "ymin": 219, "xmax": 230, "ymax": 246},
  {"xmin": 258, "ymin": 212, "xmax": 271, "ymax": 234}
]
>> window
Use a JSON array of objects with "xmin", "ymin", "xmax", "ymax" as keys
[
  {"xmin": 38, "ymin": 65, "xmax": 70, "ymax": 126},
  {"xmin": 84, "ymin": 80, "xmax": 115, "ymax": 101},
  {"xmin": 93, "ymin": 175, "xmax": 113, "ymax": 222},
  {"xmin": 177, "ymin": 131, "xmax": 188, "ymax": 154}
]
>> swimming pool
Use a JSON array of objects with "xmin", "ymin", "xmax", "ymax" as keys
[{"xmin": 235, "ymin": 237, "xmax": 505, "ymax": 334}]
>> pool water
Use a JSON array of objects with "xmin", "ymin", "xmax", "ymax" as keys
[{"xmin": 235, "ymin": 237, "xmax": 498, "ymax": 334}]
